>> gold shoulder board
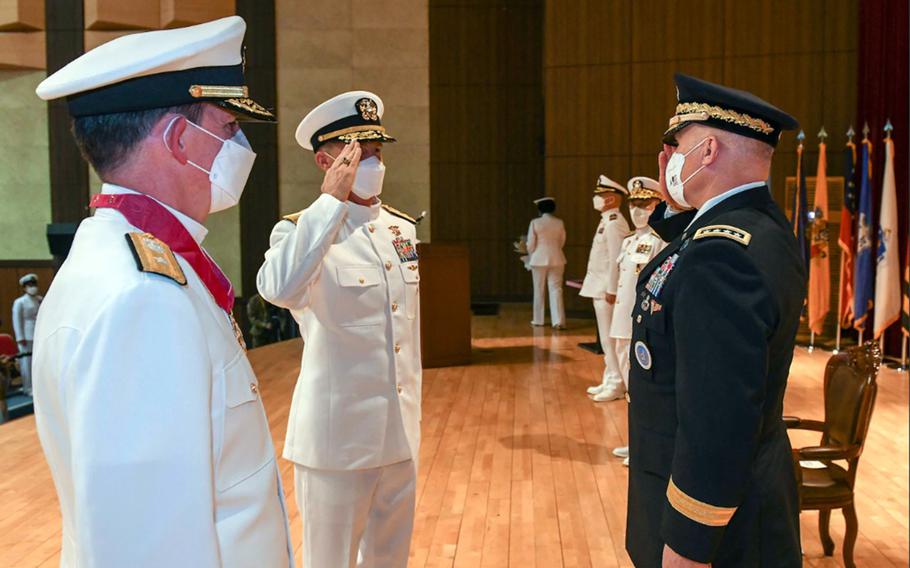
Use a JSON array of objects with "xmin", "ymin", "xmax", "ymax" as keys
[
  {"xmin": 282, "ymin": 212, "xmax": 302, "ymax": 224},
  {"xmin": 693, "ymin": 224, "xmax": 752, "ymax": 246},
  {"xmin": 381, "ymin": 204, "xmax": 416, "ymax": 224},
  {"xmin": 125, "ymin": 232, "xmax": 187, "ymax": 285}
]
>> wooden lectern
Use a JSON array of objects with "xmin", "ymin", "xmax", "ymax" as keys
[{"xmin": 417, "ymin": 243, "xmax": 471, "ymax": 368}]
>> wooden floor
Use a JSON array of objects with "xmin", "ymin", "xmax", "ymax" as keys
[{"xmin": 1, "ymin": 304, "xmax": 907, "ymax": 567}]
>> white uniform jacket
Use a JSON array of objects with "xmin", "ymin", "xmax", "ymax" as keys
[
  {"xmin": 256, "ymin": 194, "xmax": 422, "ymax": 471},
  {"xmin": 609, "ymin": 228, "xmax": 666, "ymax": 339},
  {"xmin": 12, "ymin": 293, "xmax": 41, "ymax": 342},
  {"xmin": 32, "ymin": 188, "xmax": 292, "ymax": 568},
  {"xmin": 526, "ymin": 214, "xmax": 566, "ymax": 267},
  {"xmin": 580, "ymin": 209, "xmax": 630, "ymax": 298}
]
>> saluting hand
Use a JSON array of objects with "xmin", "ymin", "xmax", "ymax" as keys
[
  {"xmin": 321, "ymin": 141, "xmax": 362, "ymax": 202},
  {"xmin": 658, "ymin": 144, "xmax": 690, "ymax": 212}
]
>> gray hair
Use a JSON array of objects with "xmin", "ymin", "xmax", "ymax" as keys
[{"xmin": 71, "ymin": 103, "xmax": 205, "ymax": 177}]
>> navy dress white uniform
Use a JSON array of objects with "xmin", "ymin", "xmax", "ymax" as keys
[
  {"xmin": 580, "ymin": 175, "xmax": 629, "ymax": 397},
  {"xmin": 32, "ymin": 18, "xmax": 292, "ymax": 567},
  {"xmin": 12, "ymin": 274, "xmax": 42, "ymax": 395},
  {"xmin": 526, "ymin": 197, "xmax": 567, "ymax": 328},
  {"xmin": 626, "ymin": 74, "xmax": 804, "ymax": 567},
  {"xmin": 257, "ymin": 91, "xmax": 420, "ymax": 568},
  {"xmin": 609, "ymin": 178, "xmax": 665, "ymax": 394}
]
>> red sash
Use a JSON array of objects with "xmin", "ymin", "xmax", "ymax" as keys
[{"xmin": 90, "ymin": 193, "xmax": 235, "ymax": 314}]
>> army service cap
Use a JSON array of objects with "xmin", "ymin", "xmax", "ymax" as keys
[{"xmin": 664, "ymin": 73, "xmax": 798, "ymax": 147}]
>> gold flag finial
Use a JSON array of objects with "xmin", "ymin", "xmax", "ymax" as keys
[
  {"xmin": 818, "ymin": 127, "xmax": 828, "ymax": 140},
  {"xmin": 862, "ymin": 121, "xmax": 870, "ymax": 140},
  {"xmin": 846, "ymin": 125, "xmax": 855, "ymax": 142},
  {"xmin": 884, "ymin": 119, "xmax": 894, "ymax": 140}
]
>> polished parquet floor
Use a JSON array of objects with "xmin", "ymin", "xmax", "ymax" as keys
[{"xmin": 1, "ymin": 304, "xmax": 907, "ymax": 567}]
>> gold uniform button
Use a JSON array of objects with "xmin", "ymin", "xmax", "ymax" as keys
[
  {"xmin": 358, "ymin": 277, "xmax": 365, "ymax": 285},
  {"xmin": 250, "ymin": 383, "xmax": 259, "ymax": 395},
  {"xmin": 368, "ymin": 224, "xmax": 375, "ymax": 233},
  {"xmin": 397, "ymin": 385, "xmax": 403, "ymax": 394},
  {"xmin": 636, "ymin": 314, "xmax": 642, "ymax": 323},
  {"xmin": 392, "ymin": 303, "xmax": 399, "ymax": 312},
  {"xmin": 385, "ymin": 261, "xmax": 392, "ymax": 270},
  {"xmin": 394, "ymin": 344, "xmax": 401, "ymax": 353}
]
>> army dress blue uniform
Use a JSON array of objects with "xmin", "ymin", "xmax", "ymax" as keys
[
  {"xmin": 626, "ymin": 73, "xmax": 806, "ymax": 567},
  {"xmin": 626, "ymin": 186, "xmax": 806, "ymax": 567}
]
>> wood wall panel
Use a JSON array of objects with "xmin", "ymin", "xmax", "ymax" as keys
[
  {"xmin": 631, "ymin": 0, "xmax": 725, "ymax": 62},
  {"xmin": 545, "ymin": 0, "xmax": 858, "ymax": 313},
  {"xmin": 430, "ymin": 0, "xmax": 544, "ymax": 302},
  {"xmin": 84, "ymin": 0, "xmax": 159, "ymax": 31},
  {"xmin": 0, "ymin": 31, "xmax": 44, "ymax": 69},
  {"xmin": 0, "ymin": 0, "xmax": 44, "ymax": 31},
  {"xmin": 161, "ymin": 0, "xmax": 235, "ymax": 28}
]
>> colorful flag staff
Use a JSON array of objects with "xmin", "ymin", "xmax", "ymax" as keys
[
  {"xmin": 853, "ymin": 123, "xmax": 875, "ymax": 338},
  {"xmin": 808, "ymin": 128, "xmax": 831, "ymax": 336},
  {"xmin": 873, "ymin": 120, "xmax": 900, "ymax": 339},
  {"xmin": 792, "ymin": 131, "xmax": 810, "ymax": 275},
  {"xmin": 835, "ymin": 127, "xmax": 858, "ymax": 352}
]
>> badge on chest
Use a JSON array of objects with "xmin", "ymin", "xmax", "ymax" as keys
[
  {"xmin": 392, "ymin": 237, "xmax": 419, "ymax": 263},
  {"xmin": 645, "ymin": 253, "xmax": 678, "ymax": 297}
]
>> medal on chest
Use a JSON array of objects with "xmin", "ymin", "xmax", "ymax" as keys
[
  {"xmin": 645, "ymin": 253, "xmax": 678, "ymax": 297},
  {"xmin": 392, "ymin": 237, "xmax": 419, "ymax": 263},
  {"xmin": 635, "ymin": 242, "xmax": 653, "ymax": 255}
]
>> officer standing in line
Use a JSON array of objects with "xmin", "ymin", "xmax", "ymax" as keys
[
  {"xmin": 31, "ymin": 17, "xmax": 293, "ymax": 566},
  {"xmin": 607, "ymin": 177, "xmax": 665, "ymax": 464},
  {"xmin": 11, "ymin": 273, "xmax": 42, "ymax": 396},
  {"xmin": 625, "ymin": 73, "xmax": 805, "ymax": 567},
  {"xmin": 582, "ymin": 175, "xmax": 630, "ymax": 399},
  {"xmin": 257, "ymin": 91, "xmax": 421, "ymax": 568},
  {"xmin": 527, "ymin": 197, "xmax": 567, "ymax": 329}
]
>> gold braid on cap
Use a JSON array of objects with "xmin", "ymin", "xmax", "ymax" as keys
[{"xmin": 670, "ymin": 102, "xmax": 774, "ymax": 135}]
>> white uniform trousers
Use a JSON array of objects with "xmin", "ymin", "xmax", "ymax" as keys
[
  {"xmin": 18, "ymin": 340, "xmax": 32, "ymax": 394},
  {"xmin": 295, "ymin": 460, "xmax": 416, "ymax": 568},
  {"xmin": 592, "ymin": 299, "xmax": 622, "ymax": 388},
  {"xmin": 531, "ymin": 265, "xmax": 565, "ymax": 326},
  {"xmin": 614, "ymin": 337, "xmax": 631, "ymax": 390}
]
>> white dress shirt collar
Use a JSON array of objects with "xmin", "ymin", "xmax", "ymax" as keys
[
  {"xmin": 100, "ymin": 183, "xmax": 209, "ymax": 244},
  {"xmin": 689, "ymin": 181, "xmax": 767, "ymax": 227}
]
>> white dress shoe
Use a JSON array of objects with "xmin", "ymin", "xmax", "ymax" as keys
[
  {"xmin": 612, "ymin": 446, "xmax": 629, "ymax": 458},
  {"xmin": 587, "ymin": 383, "xmax": 604, "ymax": 395},
  {"xmin": 592, "ymin": 386, "xmax": 625, "ymax": 402}
]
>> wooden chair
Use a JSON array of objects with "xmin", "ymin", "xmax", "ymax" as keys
[{"xmin": 784, "ymin": 341, "xmax": 881, "ymax": 568}]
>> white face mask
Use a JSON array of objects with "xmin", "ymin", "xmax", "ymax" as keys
[
  {"xmin": 630, "ymin": 206, "xmax": 652, "ymax": 229},
  {"xmin": 25, "ymin": 285, "xmax": 38, "ymax": 296},
  {"xmin": 326, "ymin": 152, "xmax": 386, "ymax": 200},
  {"xmin": 592, "ymin": 195, "xmax": 606, "ymax": 210},
  {"xmin": 163, "ymin": 117, "xmax": 257, "ymax": 214},
  {"xmin": 665, "ymin": 137, "xmax": 709, "ymax": 208}
]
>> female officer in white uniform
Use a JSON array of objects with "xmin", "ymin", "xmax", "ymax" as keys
[{"xmin": 526, "ymin": 197, "xmax": 567, "ymax": 328}]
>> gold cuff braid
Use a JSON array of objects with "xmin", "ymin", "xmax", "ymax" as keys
[{"xmin": 667, "ymin": 477, "xmax": 737, "ymax": 527}]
